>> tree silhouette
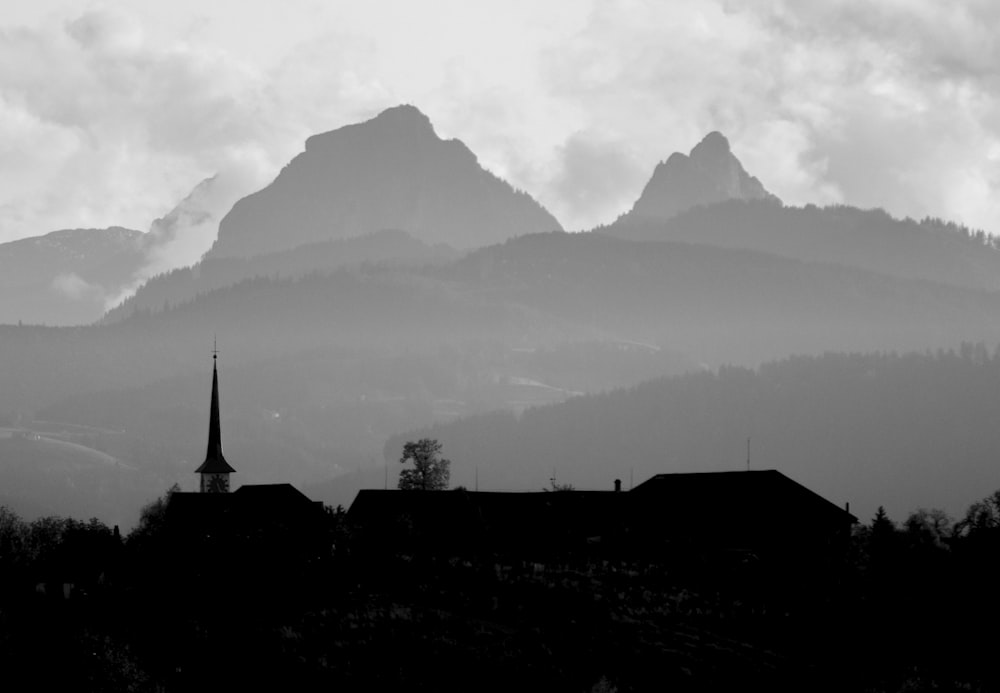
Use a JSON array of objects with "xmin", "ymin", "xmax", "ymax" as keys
[
  {"xmin": 128, "ymin": 483, "xmax": 180, "ymax": 548},
  {"xmin": 398, "ymin": 438, "xmax": 450, "ymax": 491}
]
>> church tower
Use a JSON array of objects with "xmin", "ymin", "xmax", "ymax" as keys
[{"xmin": 194, "ymin": 348, "xmax": 236, "ymax": 493}]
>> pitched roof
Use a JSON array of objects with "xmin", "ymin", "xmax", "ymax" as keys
[
  {"xmin": 631, "ymin": 470, "xmax": 857, "ymax": 523},
  {"xmin": 167, "ymin": 484, "xmax": 323, "ymax": 533},
  {"xmin": 194, "ymin": 358, "xmax": 236, "ymax": 475},
  {"xmin": 233, "ymin": 483, "xmax": 322, "ymax": 514}
]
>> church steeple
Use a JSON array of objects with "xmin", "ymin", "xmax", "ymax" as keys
[{"xmin": 194, "ymin": 345, "xmax": 236, "ymax": 492}]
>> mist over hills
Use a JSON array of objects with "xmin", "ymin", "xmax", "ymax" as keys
[
  {"xmin": 5, "ymin": 225, "xmax": 1000, "ymax": 525},
  {"xmin": 0, "ymin": 227, "xmax": 143, "ymax": 325},
  {"xmin": 207, "ymin": 104, "xmax": 562, "ymax": 259},
  {"xmin": 0, "ymin": 173, "xmax": 244, "ymax": 327},
  {"xmin": 104, "ymin": 230, "xmax": 460, "ymax": 322},
  {"xmin": 440, "ymin": 231, "xmax": 1000, "ymax": 365},
  {"xmin": 9, "ymin": 229, "xmax": 1000, "ymax": 416}
]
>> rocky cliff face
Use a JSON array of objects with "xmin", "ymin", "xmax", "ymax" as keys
[
  {"xmin": 617, "ymin": 131, "xmax": 778, "ymax": 224},
  {"xmin": 207, "ymin": 105, "xmax": 562, "ymax": 258}
]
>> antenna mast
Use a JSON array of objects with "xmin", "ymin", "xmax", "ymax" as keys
[{"xmin": 746, "ymin": 437, "xmax": 750, "ymax": 471}]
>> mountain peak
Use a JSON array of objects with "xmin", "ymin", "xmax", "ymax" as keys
[
  {"xmin": 305, "ymin": 104, "xmax": 436, "ymax": 153},
  {"xmin": 690, "ymin": 131, "xmax": 731, "ymax": 161},
  {"xmin": 371, "ymin": 103, "xmax": 434, "ymax": 130},
  {"xmin": 209, "ymin": 106, "xmax": 561, "ymax": 258},
  {"xmin": 616, "ymin": 131, "xmax": 777, "ymax": 225}
]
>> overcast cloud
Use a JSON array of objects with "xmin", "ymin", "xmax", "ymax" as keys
[{"xmin": 0, "ymin": 0, "xmax": 997, "ymax": 262}]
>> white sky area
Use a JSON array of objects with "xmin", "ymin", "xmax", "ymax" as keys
[{"xmin": 1, "ymin": 0, "xmax": 999, "ymax": 251}]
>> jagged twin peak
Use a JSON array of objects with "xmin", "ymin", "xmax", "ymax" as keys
[
  {"xmin": 619, "ymin": 131, "xmax": 778, "ymax": 224},
  {"xmin": 208, "ymin": 105, "xmax": 562, "ymax": 258}
]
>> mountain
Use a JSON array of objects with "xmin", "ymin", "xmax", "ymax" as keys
[
  {"xmin": 103, "ymin": 230, "xmax": 460, "ymax": 322},
  {"xmin": 207, "ymin": 104, "xmax": 562, "ymax": 258},
  {"xmin": 615, "ymin": 131, "xmax": 777, "ymax": 225},
  {"xmin": 386, "ymin": 347, "xmax": 1000, "ymax": 527},
  {"xmin": 0, "ymin": 227, "xmax": 144, "ymax": 326},
  {"xmin": 139, "ymin": 174, "xmax": 246, "ymax": 274},
  {"xmin": 607, "ymin": 200, "xmax": 1000, "ymax": 293}
]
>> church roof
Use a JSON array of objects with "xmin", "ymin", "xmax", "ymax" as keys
[{"xmin": 194, "ymin": 357, "xmax": 236, "ymax": 475}]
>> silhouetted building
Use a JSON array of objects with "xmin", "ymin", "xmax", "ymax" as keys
[
  {"xmin": 193, "ymin": 351, "xmax": 235, "ymax": 493},
  {"xmin": 628, "ymin": 470, "xmax": 856, "ymax": 565},
  {"xmin": 350, "ymin": 487, "xmax": 629, "ymax": 561},
  {"xmin": 348, "ymin": 471, "xmax": 856, "ymax": 567},
  {"xmin": 166, "ymin": 354, "xmax": 325, "ymax": 547}
]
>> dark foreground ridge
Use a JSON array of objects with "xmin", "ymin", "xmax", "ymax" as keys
[
  {"xmin": 3, "ymin": 473, "xmax": 1000, "ymax": 691},
  {"xmin": 2, "ymin": 358, "xmax": 999, "ymax": 691}
]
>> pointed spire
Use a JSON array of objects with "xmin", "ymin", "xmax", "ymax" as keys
[{"xmin": 195, "ymin": 343, "xmax": 236, "ymax": 484}]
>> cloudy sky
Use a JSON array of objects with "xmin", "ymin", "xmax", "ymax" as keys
[{"xmin": 2, "ymin": 0, "xmax": 999, "ymax": 253}]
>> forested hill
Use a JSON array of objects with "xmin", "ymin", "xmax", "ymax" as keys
[
  {"xmin": 437, "ymin": 231, "xmax": 1000, "ymax": 365},
  {"xmin": 387, "ymin": 346, "xmax": 1000, "ymax": 523},
  {"xmin": 604, "ymin": 200, "xmax": 1000, "ymax": 293},
  {"xmin": 7, "ymin": 231, "xmax": 1000, "ymax": 415},
  {"xmin": 103, "ymin": 230, "xmax": 460, "ymax": 323}
]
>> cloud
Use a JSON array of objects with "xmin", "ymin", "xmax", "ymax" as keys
[
  {"xmin": 545, "ymin": 132, "xmax": 649, "ymax": 229},
  {"xmin": 2, "ymin": 0, "xmax": 1000, "ymax": 254},
  {"xmin": 0, "ymin": 10, "xmax": 267, "ymax": 242},
  {"xmin": 529, "ymin": 0, "xmax": 1000, "ymax": 231},
  {"xmin": 51, "ymin": 272, "xmax": 104, "ymax": 301}
]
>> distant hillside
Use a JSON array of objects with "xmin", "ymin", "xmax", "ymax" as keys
[
  {"xmin": 387, "ymin": 347, "xmax": 1000, "ymax": 524},
  {"xmin": 0, "ymin": 227, "xmax": 143, "ymax": 325},
  {"xmin": 614, "ymin": 131, "xmax": 777, "ymax": 226},
  {"xmin": 207, "ymin": 104, "xmax": 562, "ymax": 258},
  {"xmin": 438, "ymin": 232, "xmax": 1000, "ymax": 365},
  {"xmin": 0, "ymin": 429, "xmax": 161, "ymax": 528},
  {"xmin": 104, "ymin": 230, "xmax": 460, "ymax": 322},
  {"xmin": 606, "ymin": 200, "xmax": 1000, "ymax": 293},
  {"xmin": 6, "ymin": 231, "xmax": 1000, "ymax": 416}
]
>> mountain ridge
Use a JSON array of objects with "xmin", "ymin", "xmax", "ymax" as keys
[{"xmin": 207, "ymin": 104, "xmax": 563, "ymax": 258}]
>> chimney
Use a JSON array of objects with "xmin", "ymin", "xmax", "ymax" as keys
[{"xmin": 614, "ymin": 479, "xmax": 622, "ymax": 493}]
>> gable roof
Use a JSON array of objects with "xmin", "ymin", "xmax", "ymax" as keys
[{"xmin": 631, "ymin": 470, "xmax": 857, "ymax": 523}]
